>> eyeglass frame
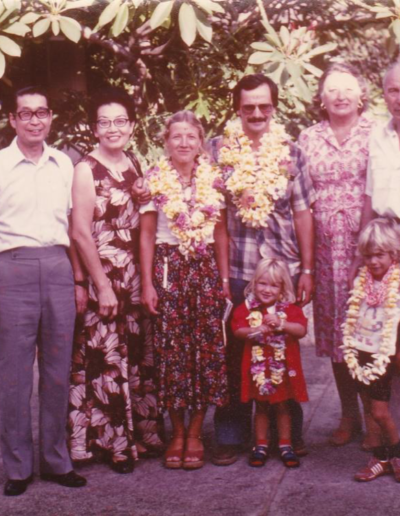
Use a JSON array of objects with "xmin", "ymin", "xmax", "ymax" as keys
[
  {"xmin": 241, "ymin": 103, "xmax": 275, "ymax": 115},
  {"xmin": 96, "ymin": 118, "xmax": 131, "ymax": 129},
  {"xmin": 14, "ymin": 108, "xmax": 52, "ymax": 121}
]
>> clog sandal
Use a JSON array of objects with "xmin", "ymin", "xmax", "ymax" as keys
[
  {"xmin": 164, "ymin": 435, "xmax": 185, "ymax": 469},
  {"xmin": 280, "ymin": 446, "xmax": 300, "ymax": 468},
  {"xmin": 249, "ymin": 445, "xmax": 269, "ymax": 467},
  {"xmin": 183, "ymin": 436, "xmax": 204, "ymax": 470}
]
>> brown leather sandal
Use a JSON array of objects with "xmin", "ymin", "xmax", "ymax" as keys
[
  {"xmin": 183, "ymin": 436, "xmax": 204, "ymax": 470},
  {"xmin": 328, "ymin": 417, "xmax": 362, "ymax": 446},
  {"xmin": 164, "ymin": 435, "xmax": 185, "ymax": 469}
]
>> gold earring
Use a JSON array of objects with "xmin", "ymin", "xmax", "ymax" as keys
[
  {"xmin": 320, "ymin": 102, "xmax": 326, "ymax": 110},
  {"xmin": 358, "ymin": 100, "xmax": 363, "ymax": 109}
]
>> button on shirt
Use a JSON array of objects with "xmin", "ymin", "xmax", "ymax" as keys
[
  {"xmin": 0, "ymin": 137, "xmax": 73, "ymax": 252},
  {"xmin": 366, "ymin": 119, "xmax": 400, "ymax": 219}
]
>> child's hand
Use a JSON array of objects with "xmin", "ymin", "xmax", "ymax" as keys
[{"xmin": 263, "ymin": 313, "xmax": 280, "ymax": 329}]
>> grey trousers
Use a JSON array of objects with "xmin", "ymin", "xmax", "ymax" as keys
[{"xmin": 0, "ymin": 246, "xmax": 76, "ymax": 480}]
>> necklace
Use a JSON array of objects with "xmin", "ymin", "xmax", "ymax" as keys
[
  {"xmin": 146, "ymin": 156, "xmax": 224, "ymax": 256},
  {"xmin": 246, "ymin": 297, "xmax": 288, "ymax": 396},
  {"xmin": 219, "ymin": 119, "xmax": 291, "ymax": 228},
  {"xmin": 342, "ymin": 264, "xmax": 400, "ymax": 384}
]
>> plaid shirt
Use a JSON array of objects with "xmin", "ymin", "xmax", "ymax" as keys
[{"xmin": 209, "ymin": 135, "xmax": 315, "ymax": 281}]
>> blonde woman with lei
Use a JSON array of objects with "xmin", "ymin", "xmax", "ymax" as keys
[
  {"xmin": 341, "ymin": 219, "xmax": 400, "ymax": 482},
  {"xmin": 140, "ymin": 110, "xmax": 230, "ymax": 470},
  {"xmin": 231, "ymin": 259, "xmax": 308, "ymax": 469}
]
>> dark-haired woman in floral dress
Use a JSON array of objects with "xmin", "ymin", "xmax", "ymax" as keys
[{"xmin": 68, "ymin": 88, "xmax": 164, "ymax": 474}]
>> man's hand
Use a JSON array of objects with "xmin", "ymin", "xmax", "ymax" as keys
[
  {"xmin": 296, "ymin": 272, "xmax": 314, "ymax": 306},
  {"xmin": 97, "ymin": 285, "xmax": 118, "ymax": 318},
  {"xmin": 75, "ymin": 285, "xmax": 88, "ymax": 314},
  {"xmin": 132, "ymin": 177, "xmax": 151, "ymax": 205}
]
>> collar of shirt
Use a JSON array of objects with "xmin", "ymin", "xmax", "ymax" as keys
[{"xmin": 8, "ymin": 137, "xmax": 61, "ymax": 171}]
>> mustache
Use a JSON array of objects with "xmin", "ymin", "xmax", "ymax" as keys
[{"xmin": 247, "ymin": 117, "xmax": 267, "ymax": 123}]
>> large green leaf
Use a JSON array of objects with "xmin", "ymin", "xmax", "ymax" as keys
[
  {"xmin": 3, "ymin": 21, "xmax": 30, "ymax": 36},
  {"xmin": 52, "ymin": 19, "xmax": 60, "ymax": 36},
  {"xmin": 3, "ymin": 0, "xmax": 20, "ymax": 10},
  {"xmin": 32, "ymin": 17, "xmax": 51, "ymax": 37},
  {"xmin": 303, "ymin": 62, "xmax": 323, "ymax": 77},
  {"xmin": 0, "ymin": 50, "xmax": 5, "ymax": 78},
  {"xmin": 20, "ymin": 12, "xmax": 41, "ymax": 24},
  {"xmin": 196, "ymin": 16, "xmax": 212, "ymax": 43},
  {"xmin": 0, "ymin": 34, "xmax": 20, "ymax": 56},
  {"xmin": 59, "ymin": 15, "xmax": 81, "ymax": 42},
  {"xmin": 112, "ymin": 2, "xmax": 129, "ymax": 36},
  {"xmin": 391, "ymin": 19, "xmax": 400, "ymax": 42},
  {"xmin": 279, "ymin": 25, "xmax": 290, "ymax": 47},
  {"xmin": 192, "ymin": 0, "xmax": 224, "ymax": 15},
  {"xmin": 286, "ymin": 61, "xmax": 302, "ymax": 79},
  {"xmin": 248, "ymin": 51, "xmax": 272, "ymax": 65},
  {"xmin": 291, "ymin": 74, "xmax": 312, "ymax": 102},
  {"xmin": 62, "ymin": 0, "xmax": 94, "ymax": 11},
  {"xmin": 302, "ymin": 42, "xmax": 337, "ymax": 60},
  {"xmin": 149, "ymin": 0, "xmax": 173, "ymax": 30},
  {"xmin": 98, "ymin": 0, "xmax": 121, "ymax": 28},
  {"xmin": 179, "ymin": 3, "xmax": 197, "ymax": 47},
  {"xmin": 251, "ymin": 41, "xmax": 276, "ymax": 52}
]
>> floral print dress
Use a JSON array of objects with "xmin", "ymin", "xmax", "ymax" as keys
[
  {"xmin": 298, "ymin": 117, "xmax": 373, "ymax": 362},
  {"xmin": 68, "ymin": 154, "xmax": 164, "ymax": 464}
]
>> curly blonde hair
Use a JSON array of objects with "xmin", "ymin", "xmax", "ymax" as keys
[
  {"xmin": 245, "ymin": 258, "xmax": 295, "ymax": 303},
  {"xmin": 358, "ymin": 218, "xmax": 400, "ymax": 260}
]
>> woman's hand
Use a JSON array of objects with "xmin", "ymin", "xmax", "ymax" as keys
[
  {"xmin": 132, "ymin": 177, "xmax": 151, "ymax": 205},
  {"xmin": 97, "ymin": 284, "xmax": 118, "ymax": 318},
  {"xmin": 141, "ymin": 284, "xmax": 159, "ymax": 315},
  {"xmin": 75, "ymin": 285, "xmax": 89, "ymax": 315}
]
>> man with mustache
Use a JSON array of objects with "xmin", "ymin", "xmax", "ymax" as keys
[{"xmin": 210, "ymin": 74, "xmax": 315, "ymax": 466}]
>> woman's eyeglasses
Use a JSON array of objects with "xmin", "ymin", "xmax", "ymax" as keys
[
  {"xmin": 16, "ymin": 109, "xmax": 51, "ymax": 121},
  {"xmin": 241, "ymin": 103, "xmax": 274, "ymax": 115},
  {"xmin": 96, "ymin": 118, "xmax": 130, "ymax": 128}
]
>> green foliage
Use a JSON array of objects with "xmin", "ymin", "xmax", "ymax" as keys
[{"xmin": 0, "ymin": 0, "xmax": 397, "ymax": 158}]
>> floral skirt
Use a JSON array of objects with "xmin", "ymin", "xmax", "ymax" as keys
[
  {"xmin": 152, "ymin": 244, "xmax": 229, "ymax": 411},
  {"xmin": 68, "ymin": 262, "xmax": 164, "ymax": 464}
]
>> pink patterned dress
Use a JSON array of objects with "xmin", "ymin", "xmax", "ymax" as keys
[{"xmin": 298, "ymin": 116, "xmax": 373, "ymax": 362}]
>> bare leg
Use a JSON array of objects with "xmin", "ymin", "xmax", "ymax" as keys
[
  {"xmin": 330, "ymin": 361, "xmax": 361, "ymax": 445},
  {"xmin": 184, "ymin": 409, "xmax": 207, "ymax": 468},
  {"xmin": 276, "ymin": 402, "xmax": 291, "ymax": 443},
  {"xmin": 371, "ymin": 400, "xmax": 399, "ymax": 445},
  {"xmin": 164, "ymin": 409, "xmax": 185, "ymax": 468},
  {"xmin": 360, "ymin": 392, "xmax": 383, "ymax": 449},
  {"xmin": 254, "ymin": 401, "xmax": 269, "ymax": 444}
]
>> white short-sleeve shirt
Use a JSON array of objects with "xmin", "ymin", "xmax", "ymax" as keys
[
  {"xmin": 0, "ymin": 137, "xmax": 73, "ymax": 252},
  {"xmin": 366, "ymin": 120, "xmax": 400, "ymax": 219}
]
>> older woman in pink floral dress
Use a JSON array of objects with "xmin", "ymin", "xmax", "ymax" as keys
[{"xmin": 298, "ymin": 63, "xmax": 374, "ymax": 448}]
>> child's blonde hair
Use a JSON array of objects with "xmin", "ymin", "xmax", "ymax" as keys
[
  {"xmin": 245, "ymin": 258, "xmax": 296, "ymax": 303},
  {"xmin": 358, "ymin": 218, "xmax": 400, "ymax": 260}
]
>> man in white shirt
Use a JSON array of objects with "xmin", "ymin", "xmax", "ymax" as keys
[
  {"xmin": 0, "ymin": 86, "xmax": 86, "ymax": 496},
  {"xmin": 363, "ymin": 61, "xmax": 400, "ymax": 223}
]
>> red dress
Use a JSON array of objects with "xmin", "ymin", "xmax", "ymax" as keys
[{"xmin": 231, "ymin": 302, "xmax": 309, "ymax": 404}]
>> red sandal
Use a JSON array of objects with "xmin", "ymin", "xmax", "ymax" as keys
[
  {"xmin": 183, "ymin": 436, "xmax": 204, "ymax": 470},
  {"xmin": 164, "ymin": 435, "xmax": 185, "ymax": 469}
]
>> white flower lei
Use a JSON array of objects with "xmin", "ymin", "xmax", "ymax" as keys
[
  {"xmin": 146, "ymin": 155, "xmax": 224, "ymax": 256},
  {"xmin": 341, "ymin": 264, "xmax": 400, "ymax": 385},
  {"xmin": 247, "ymin": 303, "xmax": 287, "ymax": 396},
  {"xmin": 219, "ymin": 119, "xmax": 291, "ymax": 228}
]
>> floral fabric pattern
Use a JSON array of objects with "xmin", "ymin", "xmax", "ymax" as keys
[
  {"xmin": 298, "ymin": 117, "xmax": 373, "ymax": 362},
  {"xmin": 152, "ymin": 244, "xmax": 229, "ymax": 411},
  {"xmin": 68, "ymin": 155, "xmax": 164, "ymax": 463}
]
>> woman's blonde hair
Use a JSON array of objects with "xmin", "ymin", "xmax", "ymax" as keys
[
  {"xmin": 245, "ymin": 258, "xmax": 295, "ymax": 303},
  {"xmin": 358, "ymin": 218, "xmax": 400, "ymax": 260}
]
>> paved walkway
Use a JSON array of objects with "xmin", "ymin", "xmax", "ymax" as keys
[{"xmin": 2, "ymin": 336, "xmax": 400, "ymax": 515}]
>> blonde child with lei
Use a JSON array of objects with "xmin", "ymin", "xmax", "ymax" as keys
[
  {"xmin": 342, "ymin": 218, "xmax": 400, "ymax": 482},
  {"xmin": 231, "ymin": 259, "xmax": 308, "ymax": 468}
]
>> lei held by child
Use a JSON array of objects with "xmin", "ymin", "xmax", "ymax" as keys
[
  {"xmin": 218, "ymin": 118, "xmax": 292, "ymax": 229},
  {"xmin": 246, "ymin": 294, "xmax": 288, "ymax": 396},
  {"xmin": 342, "ymin": 263, "xmax": 400, "ymax": 385},
  {"xmin": 146, "ymin": 155, "xmax": 225, "ymax": 257}
]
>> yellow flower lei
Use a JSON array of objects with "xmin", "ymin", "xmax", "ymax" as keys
[
  {"xmin": 342, "ymin": 264, "xmax": 400, "ymax": 385},
  {"xmin": 146, "ymin": 155, "xmax": 224, "ymax": 256},
  {"xmin": 219, "ymin": 119, "xmax": 291, "ymax": 228}
]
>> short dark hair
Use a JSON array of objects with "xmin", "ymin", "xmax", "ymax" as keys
[
  {"xmin": 9, "ymin": 86, "xmax": 51, "ymax": 113},
  {"xmin": 232, "ymin": 74, "xmax": 279, "ymax": 111},
  {"xmin": 88, "ymin": 87, "xmax": 136, "ymax": 124}
]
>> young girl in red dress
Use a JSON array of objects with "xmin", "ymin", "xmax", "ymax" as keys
[{"xmin": 231, "ymin": 258, "xmax": 308, "ymax": 468}]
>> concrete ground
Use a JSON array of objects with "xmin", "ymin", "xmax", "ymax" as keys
[{"xmin": 2, "ymin": 334, "xmax": 400, "ymax": 516}]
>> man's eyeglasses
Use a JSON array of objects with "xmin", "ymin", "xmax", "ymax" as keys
[
  {"xmin": 96, "ymin": 118, "xmax": 130, "ymax": 129},
  {"xmin": 15, "ymin": 108, "xmax": 51, "ymax": 121},
  {"xmin": 241, "ymin": 103, "xmax": 274, "ymax": 115}
]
